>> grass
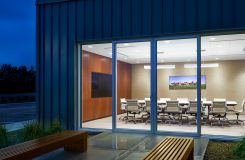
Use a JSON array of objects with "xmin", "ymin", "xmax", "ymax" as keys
[
  {"xmin": 204, "ymin": 141, "xmax": 241, "ymax": 160},
  {"xmin": 169, "ymin": 84, "xmax": 206, "ymax": 90}
]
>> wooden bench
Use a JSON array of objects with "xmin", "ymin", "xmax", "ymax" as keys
[
  {"xmin": 143, "ymin": 137, "xmax": 194, "ymax": 160},
  {"xmin": 0, "ymin": 130, "xmax": 87, "ymax": 160}
]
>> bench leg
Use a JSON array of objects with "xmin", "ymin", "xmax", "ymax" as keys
[
  {"xmin": 64, "ymin": 137, "xmax": 87, "ymax": 152},
  {"xmin": 188, "ymin": 147, "xmax": 194, "ymax": 160}
]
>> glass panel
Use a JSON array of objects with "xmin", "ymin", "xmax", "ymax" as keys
[
  {"xmin": 201, "ymin": 34, "xmax": 245, "ymax": 136},
  {"xmin": 116, "ymin": 41, "xmax": 151, "ymax": 130},
  {"xmin": 81, "ymin": 43, "xmax": 112, "ymax": 129},
  {"xmin": 157, "ymin": 38, "xmax": 198, "ymax": 133}
]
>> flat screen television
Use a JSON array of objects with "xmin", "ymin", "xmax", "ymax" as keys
[{"xmin": 91, "ymin": 72, "xmax": 112, "ymax": 98}]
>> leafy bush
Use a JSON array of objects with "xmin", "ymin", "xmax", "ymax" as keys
[
  {"xmin": 20, "ymin": 121, "xmax": 44, "ymax": 141},
  {"xmin": 47, "ymin": 120, "xmax": 63, "ymax": 134},
  {"xmin": 234, "ymin": 137, "xmax": 245, "ymax": 159},
  {"xmin": 0, "ymin": 125, "xmax": 8, "ymax": 147}
]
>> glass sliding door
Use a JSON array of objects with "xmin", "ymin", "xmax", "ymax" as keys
[
  {"xmin": 201, "ymin": 34, "xmax": 245, "ymax": 136},
  {"xmin": 81, "ymin": 43, "xmax": 112, "ymax": 129},
  {"xmin": 115, "ymin": 41, "xmax": 151, "ymax": 131},
  {"xmin": 156, "ymin": 37, "xmax": 199, "ymax": 134}
]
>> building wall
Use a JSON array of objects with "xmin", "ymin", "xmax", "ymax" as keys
[
  {"xmin": 82, "ymin": 51, "xmax": 131, "ymax": 122},
  {"xmin": 36, "ymin": 0, "xmax": 245, "ymax": 129},
  {"xmin": 131, "ymin": 60, "xmax": 245, "ymax": 109}
]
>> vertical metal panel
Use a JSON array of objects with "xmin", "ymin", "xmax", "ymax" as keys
[
  {"xmin": 85, "ymin": 0, "xmax": 94, "ymax": 40},
  {"xmin": 52, "ymin": 4, "xmax": 60, "ymax": 121},
  {"xmin": 68, "ymin": 1, "xmax": 76, "ymax": 129},
  {"xmin": 59, "ymin": 3, "xmax": 68, "ymax": 129},
  {"xmin": 77, "ymin": 0, "xmax": 85, "ymax": 41},
  {"xmin": 112, "ymin": 0, "xmax": 122, "ymax": 38},
  {"xmin": 235, "ymin": 0, "xmax": 245, "ymax": 28},
  {"xmin": 174, "ymin": 0, "xmax": 185, "ymax": 33},
  {"xmin": 163, "ymin": 0, "xmax": 174, "ymax": 34},
  {"xmin": 152, "ymin": 0, "xmax": 162, "ymax": 36},
  {"xmin": 142, "ymin": 0, "xmax": 152, "ymax": 35},
  {"xmin": 197, "ymin": 0, "xmax": 209, "ymax": 30},
  {"xmin": 222, "ymin": 0, "xmax": 234, "ymax": 29},
  {"xmin": 122, "ymin": 0, "xmax": 131, "ymax": 37},
  {"xmin": 185, "ymin": 0, "xmax": 197, "ymax": 32},
  {"xmin": 131, "ymin": 0, "xmax": 142, "ymax": 36},
  {"xmin": 94, "ymin": 0, "xmax": 103, "ymax": 39},
  {"xmin": 44, "ymin": 5, "xmax": 52, "ymax": 127},
  {"xmin": 209, "ymin": 0, "xmax": 222, "ymax": 29},
  {"xmin": 103, "ymin": 0, "xmax": 112, "ymax": 38}
]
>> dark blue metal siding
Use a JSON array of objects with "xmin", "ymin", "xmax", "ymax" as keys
[{"xmin": 37, "ymin": 0, "xmax": 245, "ymax": 129}]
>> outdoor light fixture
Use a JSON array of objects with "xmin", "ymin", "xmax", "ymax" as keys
[
  {"xmin": 184, "ymin": 63, "xmax": 219, "ymax": 68},
  {"xmin": 144, "ymin": 65, "xmax": 175, "ymax": 69}
]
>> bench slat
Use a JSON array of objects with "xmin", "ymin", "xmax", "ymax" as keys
[
  {"xmin": 175, "ymin": 139, "xmax": 193, "ymax": 160},
  {"xmin": 163, "ymin": 139, "xmax": 187, "ymax": 160}
]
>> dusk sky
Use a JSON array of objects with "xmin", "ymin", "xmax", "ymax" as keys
[{"xmin": 0, "ymin": 0, "xmax": 35, "ymax": 68}]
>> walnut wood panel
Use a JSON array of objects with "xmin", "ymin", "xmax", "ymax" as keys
[{"xmin": 82, "ymin": 51, "xmax": 131, "ymax": 122}]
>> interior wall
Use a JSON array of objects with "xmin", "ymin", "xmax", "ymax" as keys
[
  {"xmin": 82, "ymin": 51, "xmax": 131, "ymax": 122},
  {"xmin": 131, "ymin": 60, "xmax": 245, "ymax": 107}
]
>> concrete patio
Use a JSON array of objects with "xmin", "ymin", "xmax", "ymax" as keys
[{"xmin": 36, "ymin": 132, "xmax": 209, "ymax": 160}]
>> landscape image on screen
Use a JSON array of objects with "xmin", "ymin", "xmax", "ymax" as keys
[{"xmin": 169, "ymin": 75, "xmax": 206, "ymax": 90}]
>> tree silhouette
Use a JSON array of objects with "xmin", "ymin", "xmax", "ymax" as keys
[{"xmin": 0, "ymin": 64, "xmax": 36, "ymax": 94}]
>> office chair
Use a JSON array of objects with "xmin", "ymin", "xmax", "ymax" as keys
[
  {"xmin": 142, "ymin": 100, "xmax": 151, "ymax": 124},
  {"xmin": 126, "ymin": 99, "xmax": 142, "ymax": 124},
  {"xmin": 233, "ymin": 100, "xmax": 245, "ymax": 125},
  {"xmin": 119, "ymin": 98, "xmax": 128, "ymax": 121},
  {"xmin": 210, "ymin": 101, "xmax": 229, "ymax": 127},
  {"xmin": 187, "ymin": 101, "xmax": 206, "ymax": 125},
  {"xmin": 165, "ymin": 100, "xmax": 182, "ymax": 125}
]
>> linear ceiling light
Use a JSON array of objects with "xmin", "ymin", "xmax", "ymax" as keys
[
  {"xmin": 184, "ymin": 63, "xmax": 219, "ymax": 68},
  {"xmin": 144, "ymin": 65, "xmax": 175, "ymax": 69}
]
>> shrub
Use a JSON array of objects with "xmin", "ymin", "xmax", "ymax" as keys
[
  {"xmin": 234, "ymin": 137, "xmax": 245, "ymax": 159},
  {"xmin": 0, "ymin": 125, "xmax": 8, "ymax": 147},
  {"xmin": 20, "ymin": 121, "xmax": 44, "ymax": 141},
  {"xmin": 47, "ymin": 120, "xmax": 63, "ymax": 134}
]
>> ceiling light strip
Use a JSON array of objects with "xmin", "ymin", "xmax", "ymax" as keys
[
  {"xmin": 184, "ymin": 63, "xmax": 219, "ymax": 68},
  {"xmin": 144, "ymin": 65, "xmax": 175, "ymax": 69}
]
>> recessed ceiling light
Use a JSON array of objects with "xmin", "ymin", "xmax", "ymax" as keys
[
  {"xmin": 123, "ymin": 43, "xmax": 129, "ymax": 46},
  {"xmin": 215, "ymin": 57, "xmax": 219, "ymax": 60},
  {"xmin": 87, "ymin": 45, "xmax": 93, "ymax": 48},
  {"xmin": 164, "ymin": 41, "xmax": 170, "ymax": 44},
  {"xmin": 209, "ymin": 37, "xmax": 216, "ymax": 41},
  {"xmin": 108, "ymin": 52, "xmax": 112, "ymax": 55}
]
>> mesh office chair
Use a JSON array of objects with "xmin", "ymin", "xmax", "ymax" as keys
[
  {"xmin": 126, "ymin": 99, "xmax": 142, "ymax": 124},
  {"xmin": 233, "ymin": 100, "xmax": 245, "ymax": 124},
  {"xmin": 210, "ymin": 101, "xmax": 228, "ymax": 127},
  {"xmin": 142, "ymin": 100, "xmax": 151, "ymax": 124},
  {"xmin": 119, "ymin": 98, "xmax": 128, "ymax": 120},
  {"xmin": 165, "ymin": 100, "xmax": 182, "ymax": 124},
  {"xmin": 187, "ymin": 101, "xmax": 206, "ymax": 125}
]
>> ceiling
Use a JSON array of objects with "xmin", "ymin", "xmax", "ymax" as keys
[{"xmin": 82, "ymin": 34, "xmax": 245, "ymax": 64}]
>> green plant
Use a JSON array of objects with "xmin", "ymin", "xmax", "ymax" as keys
[
  {"xmin": 0, "ymin": 125, "xmax": 8, "ymax": 147},
  {"xmin": 47, "ymin": 120, "xmax": 63, "ymax": 134},
  {"xmin": 234, "ymin": 137, "xmax": 245, "ymax": 159},
  {"xmin": 20, "ymin": 121, "xmax": 44, "ymax": 141}
]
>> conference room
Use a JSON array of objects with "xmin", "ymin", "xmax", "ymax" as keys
[{"xmin": 80, "ymin": 33, "xmax": 245, "ymax": 137}]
